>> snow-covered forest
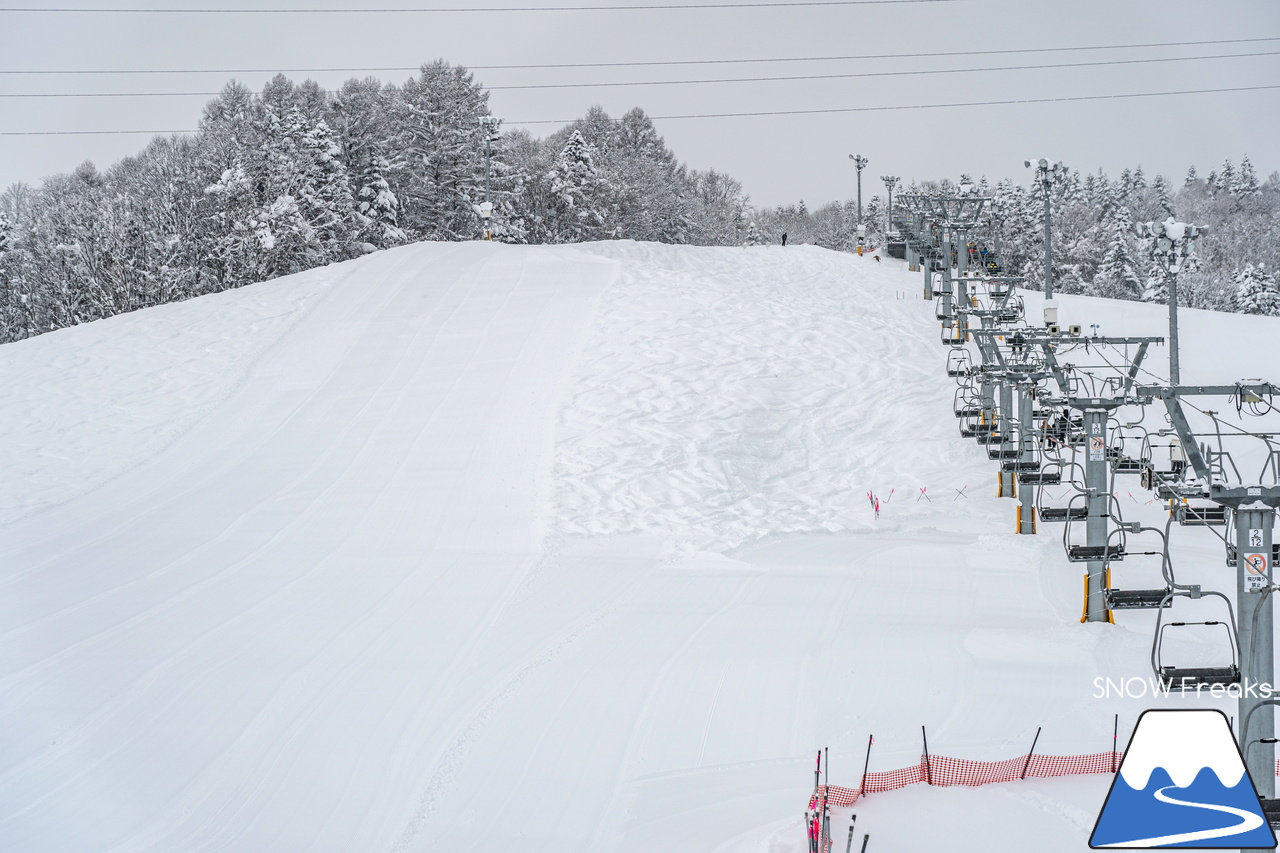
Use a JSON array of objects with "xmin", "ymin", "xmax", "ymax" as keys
[
  {"xmin": 1, "ymin": 60, "xmax": 1277, "ymax": 344},
  {"xmin": 0, "ymin": 62, "xmax": 750, "ymax": 343},
  {"xmin": 771, "ymin": 160, "xmax": 1280, "ymax": 316}
]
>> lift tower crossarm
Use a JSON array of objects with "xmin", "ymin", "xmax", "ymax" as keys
[
  {"xmin": 1135, "ymin": 383, "xmax": 1280, "ymax": 501},
  {"xmin": 1039, "ymin": 335, "xmax": 1164, "ymax": 400}
]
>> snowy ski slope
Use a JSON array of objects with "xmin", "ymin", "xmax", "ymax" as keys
[{"xmin": 2, "ymin": 240, "xmax": 1279, "ymax": 852}]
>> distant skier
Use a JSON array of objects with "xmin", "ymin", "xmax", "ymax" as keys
[
  {"xmin": 1010, "ymin": 330, "xmax": 1026, "ymax": 358},
  {"xmin": 782, "ymin": 232, "xmax": 788, "ymax": 247}
]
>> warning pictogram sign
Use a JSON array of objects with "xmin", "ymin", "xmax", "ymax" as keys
[{"xmin": 1244, "ymin": 552, "xmax": 1269, "ymax": 590}]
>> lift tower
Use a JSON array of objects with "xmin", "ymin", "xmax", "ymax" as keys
[
  {"xmin": 1036, "ymin": 335, "xmax": 1164, "ymax": 622},
  {"xmin": 919, "ymin": 190, "xmax": 990, "ymax": 344},
  {"xmin": 1140, "ymin": 381, "xmax": 1280, "ymax": 822}
]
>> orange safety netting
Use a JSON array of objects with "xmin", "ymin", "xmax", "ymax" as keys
[{"xmin": 811, "ymin": 750, "xmax": 1123, "ymax": 806}]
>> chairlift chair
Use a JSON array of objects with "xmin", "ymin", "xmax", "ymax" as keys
[
  {"xmin": 1109, "ymin": 425, "xmax": 1150, "ymax": 475},
  {"xmin": 1063, "ymin": 498, "xmax": 1126, "ymax": 562},
  {"xmin": 1153, "ymin": 592, "xmax": 1242, "ymax": 688},
  {"xmin": 945, "ymin": 349, "xmax": 973, "ymax": 377},
  {"xmin": 941, "ymin": 322, "xmax": 967, "ymax": 345},
  {"xmin": 1039, "ymin": 490, "xmax": 1087, "ymax": 523},
  {"xmin": 1140, "ymin": 435, "xmax": 1188, "ymax": 482},
  {"xmin": 1105, "ymin": 548, "xmax": 1174, "ymax": 610}
]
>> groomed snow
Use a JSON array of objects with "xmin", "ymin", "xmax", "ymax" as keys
[{"xmin": 2, "ymin": 240, "xmax": 1278, "ymax": 851}]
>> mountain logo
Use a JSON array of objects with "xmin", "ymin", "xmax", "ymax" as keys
[{"xmin": 1090, "ymin": 709, "xmax": 1277, "ymax": 848}]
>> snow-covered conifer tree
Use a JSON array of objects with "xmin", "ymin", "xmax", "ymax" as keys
[
  {"xmin": 1234, "ymin": 155, "xmax": 1260, "ymax": 197},
  {"xmin": 1236, "ymin": 264, "xmax": 1280, "ymax": 315},
  {"xmin": 545, "ymin": 130, "xmax": 605, "ymax": 243},
  {"xmin": 1092, "ymin": 218, "xmax": 1142, "ymax": 300},
  {"xmin": 355, "ymin": 156, "xmax": 405, "ymax": 248}
]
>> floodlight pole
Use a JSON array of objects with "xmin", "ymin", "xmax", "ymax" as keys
[
  {"xmin": 479, "ymin": 115, "xmax": 501, "ymax": 240},
  {"xmin": 849, "ymin": 154, "xmax": 868, "ymax": 226},
  {"xmin": 1136, "ymin": 220, "xmax": 1207, "ymax": 386},
  {"xmin": 881, "ymin": 175, "xmax": 899, "ymax": 237},
  {"xmin": 1025, "ymin": 159, "xmax": 1066, "ymax": 300}
]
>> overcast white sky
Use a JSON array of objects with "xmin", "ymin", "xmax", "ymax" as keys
[{"xmin": 1, "ymin": 0, "xmax": 1277, "ymax": 208}]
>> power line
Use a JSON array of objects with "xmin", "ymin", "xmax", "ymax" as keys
[
  {"xmin": 3, "ymin": 84, "xmax": 1276, "ymax": 136},
  {"xmin": 2, "ymin": 36, "xmax": 1277, "ymax": 75},
  {"xmin": 4, "ymin": 50, "xmax": 1276, "ymax": 98},
  {"xmin": 510, "ymin": 84, "xmax": 1280, "ymax": 124},
  {"xmin": 0, "ymin": 0, "xmax": 957, "ymax": 12}
]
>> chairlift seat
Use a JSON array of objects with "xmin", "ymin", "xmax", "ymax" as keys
[
  {"xmin": 1067, "ymin": 545, "xmax": 1125, "ymax": 562},
  {"xmin": 1259, "ymin": 799, "xmax": 1280, "ymax": 829},
  {"xmin": 1113, "ymin": 459, "xmax": 1145, "ymax": 474},
  {"xmin": 954, "ymin": 407, "xmax": 982, "ymax": 418},
  {"xmin": 975, "ymin": 433, "xmax": 1007, "ymax": 445},
  {"xmin": 1179, "ymin": 505, "xmax": 1228, "ymax": 526},
  {"xmin": 1040, "ymin": 506, "xmax": 1087, "ymax": 522},
  {"xmin": 1019, "ymin": 471, "xmax": 1061, "ymax": 485},
  {"xmin": 1105, "ymin": 588, "xmax": 1171, "ymax": 610},
  {"xmin": 987, "ymin": 448, "xmax": 1022, "ymax": 460},
  {"xmin": 1159, "ymin": 666, "xmax": 1240, "ymax": 688},
  {"xmin": 1000, "ymin": 461, "xmax": 1041, "ymax": 473}
]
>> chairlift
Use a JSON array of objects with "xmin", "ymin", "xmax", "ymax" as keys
[
  {"xmin": 941, "ymin": 321, "xmax": 967, "ymax": 345},
  {"xmin": 946, "ymin": 349, "xmax": 973, "ymax": 377},
  {"xmin": 1039, "ymin": 489, "xmax": 1087, "ymax": 523},
  {"xmin": 1177, "ymin": 503, "xmax": 1229, "ymax": 526},
  {"xmin": 1105, "ymin": 544, "xmax": 1175, "ymax": 610},
  {"xmin": 1152, "ymin": 592, "xmax": 1241, "ymax": 688},
  {"xmin": 1063, "ymin": 499, "xmax": 1126, "ymax": 562},
  {"xmin": 959, "ymin": 416, "xmax": 995, "ymax": 438},
  {"xmin": 953, "ymin": 391, "xmax": 982, "ymax": 419},
  {"xmin": 1108, "ymin": 424, "xmax": 1150, "ymax": 475}
]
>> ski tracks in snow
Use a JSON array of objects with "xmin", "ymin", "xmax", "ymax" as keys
[{"xmin": 554, "ymin": 243, "xmax": 972, "ymax": 550}]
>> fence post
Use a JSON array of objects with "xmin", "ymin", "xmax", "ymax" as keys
[
  {"xmin": 1112, "ymin": 714, "xmax": 1119, "ymax": 773},
  {"xmin": 1020, "ymin": 727, "xmax": 1042, "ymax": 779},
  {"xmin": 860, "ymin": 735, "xmax": 873, "ymax": 795},
  {"xmin": 922, "ymin": 726, "xmax": 932, "ymax": 785}
]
